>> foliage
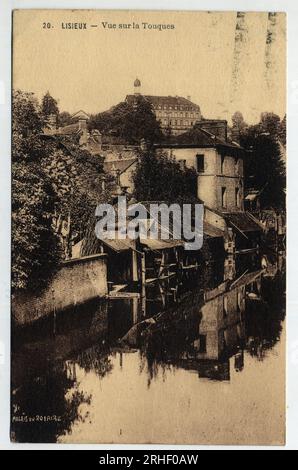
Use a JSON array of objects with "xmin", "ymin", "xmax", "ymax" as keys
[
  {"xmin": 240, "ymin": 129, "xmax": 286, "ymax": 209},
  {"xmin": 230, "ymin": 111, "xmax": 248, "ymax": 142},
  {"xmin": 230, "ymin": 110, "xmax": 286, "ymax": 210},
  {"xmin": 132, "ymin": 148, "xmax": 198, "ymax": 204},
  {"xmin": 259, "ymin": 112, "xmax": 281, "ymax": 136},
  {"xmin": 278, "ymin": 114, "xmax": 286, "ymax": 147},
  {"xmin": 41, "ymin": 91, "xmax": 59, "ymax": 117},
  {"xmin": 12, "ymin": 90, "xmax": 109, "ymax": 292},
  {"xmin": 89, "ymin": 95, "xmax": 163, "ymax": 144},
  {"xmin": 11, "ymin": 362, "xmax": 91, "ymax": 443},
  {"xmin": 12, "ymin": 161, "xmax": 61, "ymax": 291},
  {"xmin": 58, "ymin": 111, "xmax": 73, "ymax": 127},
  {"xmin": 12, "ymin": 91, "xmax": 62, "ymax": 292}
]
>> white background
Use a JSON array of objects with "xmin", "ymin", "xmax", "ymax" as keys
[{"xmin": 0, "ymin": 0, "xmax": 297, "ymax": 450}]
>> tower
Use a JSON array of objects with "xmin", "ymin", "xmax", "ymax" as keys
[{"xmin": 134, "ymin": 78, "xmax": 141, "ymax": 95}]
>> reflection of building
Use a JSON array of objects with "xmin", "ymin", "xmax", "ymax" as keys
[
  {"xmin": 176, "ymin": 270, "xmax": 264, "ymax": 381},
  {"xmin": 193, "ymin": 281, "xmax": 246, "ymax": 362}
]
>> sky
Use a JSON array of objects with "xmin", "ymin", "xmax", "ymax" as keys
[{"xmin": 13, "ymin": 10, "xmax": 286, "ymax": 124}]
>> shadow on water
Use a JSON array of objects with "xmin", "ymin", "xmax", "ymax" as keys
[{"xmin": 11, "ymin": 252, "xmax": 286, "ymax": 442}]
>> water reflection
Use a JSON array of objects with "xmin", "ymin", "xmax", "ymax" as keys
[{"xmin": 11, "ymin": 253, "xmax": 286, "ymax": 443}]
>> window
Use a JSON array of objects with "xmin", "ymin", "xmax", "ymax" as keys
[
  {"xmin": 235, "ymin": 187, "xmax": 240, "ymax": 207},
  {"xmin": 235, "ymin": 158, "xmax": 239, "ymax": 175},
  {"xmin": 221, "ymin": 155, "xmax": 225, "ymax": 173},
  {"xmin": 196, "ymin": 154, "xmax": 205, "ymax": 172},
  {"xmin": 223, "ymin": 296, "xmax": 228, "ymax": 318},
  {"xmin": 198, "ymin": 335, "xmax": 207, "ymax": 353},
  {"xmin": 237, "ymin": 292, "xmax": 242, "ymax": 313},
  {"xmin": 222, "ymin": 187, "xmax": 227, "ymax": 208}
]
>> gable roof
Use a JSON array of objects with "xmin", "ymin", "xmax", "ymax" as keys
[{"xmin": 71, "ymin": 110, "xmax": 90, "ymax": 120}]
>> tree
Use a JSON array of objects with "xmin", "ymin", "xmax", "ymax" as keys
[
  {"xmin": 12, "ymin": 90, "xmax": 110, "ymax": 292},
  {"xmin": 231, "ymin": 111, "xmax": 248, "ymax": 142},
  {"xmin": 278, "ymin": 114, "xmax": 286, "ymax": 147},
  {"xmin": 260, "ymin": 112, "xmax": 281, "ymax": 136},
  {"xmin": 41, "ymin": 91, "xmax": 59, "ymax": 117},
  {"xmin": 12, "ymin": 90, "xmax": 62, "ymax": 292},
  {"xmin": 132, "ymin": 148, "xmax": 198, "ymax": 203},
  {"xmin": 58, "ymin": 111, "xmax": 72, "ymax": 127},
  {"xmin": 240, "ymin": 129, "xmax": 286, "ymax": 209},
  {"xmin": 12, "ymin": 161, "xmax": 61, "ymax": 291},
  {"xmin": 89, "ymin": 96, "xmax": 163, "ymax": 144}
]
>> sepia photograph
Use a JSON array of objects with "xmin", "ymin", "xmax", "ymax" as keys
[{"xmin": 10, "ymin": 9, "xmax": 286, "ymax": 445}]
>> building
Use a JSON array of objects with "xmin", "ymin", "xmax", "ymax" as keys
[
  {"xmin": 155, "ymin": 122, "xmax": 263, "ymax": 253},
  {"xmin": 125, "ymin": 78, "xmax": 202, "ymax": 135},
  {"xmin": 44, "ymin": 110, "xmax": 139, "ymax": 163},
  {"xmin": 155, "ymin": 122, "xmax": 245, "ymax": 212}
]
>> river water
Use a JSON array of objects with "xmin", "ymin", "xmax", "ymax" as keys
[{"xmin": 11, "ymin": 256, "xmax": 286, "ymax": 445}]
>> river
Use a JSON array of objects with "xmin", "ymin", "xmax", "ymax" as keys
[{"xmin": 11, "ymin": 255, "xmax": 286, "ymax": 445}]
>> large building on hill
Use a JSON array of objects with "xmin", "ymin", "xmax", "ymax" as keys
[{"xmin": 125, "ymin": 78, "xmax": 202, "ymax": 135}]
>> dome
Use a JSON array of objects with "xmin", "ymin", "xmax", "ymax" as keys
[{"xmin": 134, "ymin": 78, "xmax": 141, "ymax": 87}]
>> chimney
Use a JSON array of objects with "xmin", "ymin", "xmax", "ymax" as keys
[
  {"xmin": 91, "ymin": 129, "xmax": 102, "ymax": 152},
  {"xmin": 78, "ymin": 118, "xmax": 88, "ymax": 145},
  {"xmin": 199, "ymin": 120, "xmax": 228, "ymax": 142},
  {"xmin": 78, "ymin": 117, "xmax": 87, "ymax": 131},
  {"xmin": 187, "ymin": 95, "xmax": 191, "ymax": 101},
  {"xmin": 231, "ymin": 126, "xmax": 241, "ymax": 144}
]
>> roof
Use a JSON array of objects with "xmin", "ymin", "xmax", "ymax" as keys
[
  {"xmin": 203, "ymin": 222, "xmax": 224, "ymax": 238},
  {"xmin": 71, "ymin": 110, "xmax": 90, "ymax": 120},
  {"xmin": 245, "ymin": 193, "xmax": 258, "ymax": 201},
  {"xmin": 223, "ymin": 212, "xmax": 262, "ymax": 233},
  {"xmin": 103, "ymin": 159, "xmax": 137, "ymax": 175},
  {"xmin": 155, "ymin": 126, "xmax": 244, "ymax": 152},
  {"xmin": 99, "ymin": 237, "xmax": 136, "ymax": 253},
  {"xmin": 126, "ymin": 94, "xmax": 200, "ymax": 111},
  {"xmin": 99, "ymin": 235, "xmax": 184, "ymax": 252},
  {"xmin": 141, "ymin": 238, "xmax": 184, "ymax": 250},
  {"xmin": 57, "ymin": 122, "xmax": 81, "ymax": 135},
  {"xmin": 245, "ymin": 189, "xmax": 260, "ymax": 201}
]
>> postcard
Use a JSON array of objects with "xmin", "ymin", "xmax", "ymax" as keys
[{"xmin": 11, "ymin": 9, "xmax": 286, "ymax": 444}]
